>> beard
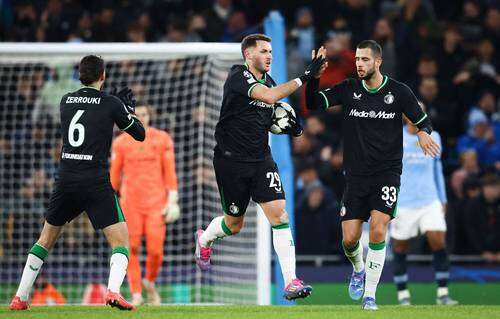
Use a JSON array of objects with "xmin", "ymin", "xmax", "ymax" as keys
[{"xmin": 359, "ymin": 68, "xmax": 376, "ymax": 80}]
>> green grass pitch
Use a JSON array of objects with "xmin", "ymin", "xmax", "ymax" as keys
[{"xmin": 1, "ymin": 305, "xmax": 500, "ymax": 319}]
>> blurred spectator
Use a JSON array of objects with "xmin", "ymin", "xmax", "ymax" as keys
[
  {"xmin": 162, "ymin": 18, "xmax": 189, "ymax": 42},
  {"xmin": 462, "ymin": 174, "xmax": 500, "ymax": 260},
  {"xmin": 459, "ymin": 0, "xmax": 483, "ymax": 43},
  {"xmin": 408, "ymin": 55, "xmax": 438, "ymax": 90},
  {"xmin": 127, "ymin": 22, "xmax": 147, "ymax": 43},
  {"xmin": 336, "ymin": 0, "xmax": 372, "ymax": 46},
  {"xmin": 39, "ymin": 0, "xmax": 75, "ymax": 42},
  {"xmin": 221, "ymin": 11, "xmax": 251, "ymax": 42},
  {"xmin": 289, "ymin": 7, "xmax": 315, "ymax": 61},
  {"xmin": 372, "ymin": 17, "xmax": 397, "ymax": 77},
  {"xmin": 32, "ymin": 65, "xmax": 80, "ymax": 126},
  {"xmin": 295, "ymin": 162, "xmax": 340, "ymax": 255},
  {"xmin": 287, "ymin": 7, "xmax": 315, "ymax": 107},
  {"xmin": 418, "ymin": 77, "xmax": 459, "ymax": 142},
  {"xmin": 483, "ymin": 7, "xmax": 499, "ymax": 48},
  {"xmin": 436, "ymin": 24, "xmax": 466, "ymax": 95},
  {"xmin": 8, "ymin": 2, "xmax": 40, "ymax": 42},
  {"xmin": 450, "ymin": 150, "xmax": 480, "ymax": 200},
  {"xmin": 292, "ymin": 134, "xmax": 317, "ymax": 162},
  {"xmin": 187, "ymin": 14, "xmax": 208, "ymax": 42},
  {"xmin": 301, "ymin": 32, "xmax": 355, "ymax": 113},
  {"xmin": 317, "ymin": 146, "xmax": 345, "ymax": 201},
  {"xmin": 92, "ymin": 7, "xmax": 125, "ymax": 42},
  {"xmin": 67, "ymin": 13, "xmax": 93, "ymax": 43},
  {"xmin": 203, "ymin": 0, "xmax": 233, "ymax": 41},
  {"xmin": 449, "ymin": 175, "xmax": 481, "ymax": 252}
]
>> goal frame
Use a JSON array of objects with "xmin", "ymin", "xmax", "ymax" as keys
[{"xmin": 0, "ymin": 42, "xmax": 271, "ymax": 305}]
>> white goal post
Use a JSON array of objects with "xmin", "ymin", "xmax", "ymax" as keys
[{"xmin": 0, "ymin": 43, "xmax": 271, "ymax": 305}]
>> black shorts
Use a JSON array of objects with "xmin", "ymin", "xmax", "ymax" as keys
[
  {"xmin": 213, "ymin": 155, "xmax": 285, "ymax": 217},
  {"xmin": 340, "ymin": 173, "xmax": 400, "ymax": 222},
  {"xmin": 45, "ymin": 179, "xmax": 125, "ymax": 230}
]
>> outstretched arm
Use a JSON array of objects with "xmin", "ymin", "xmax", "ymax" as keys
[{"xmin": 251, "ymin": 47, "xmax": 327, "ymax": 104}]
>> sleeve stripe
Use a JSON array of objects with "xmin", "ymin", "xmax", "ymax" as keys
[
  {"xmin": 121, "ymin": 119, "xmax": 135, "ymax": 131},
  {"xmin": 413, "ymin": 113, "xmax": 428, "ymax": 125},
  {"xmin": 247, "ymin": 83, "xmax": 264, "ymax": 97},
  {"xmin": 319, "ymin": 91, "xmax": 329, "ymax": 109}
]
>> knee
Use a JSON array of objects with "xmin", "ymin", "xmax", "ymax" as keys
[
  {"xmin": 429, "ymin": 238, "xmax": 446, "ymax": 251},
  {"xmin": 147, "ymin": 249, "xmax": 163, "ymax": 261},
  {"xmin": 270, "ymin": 209, "xmax": 288, "ymax": 227},
  {"xmin": 392, "ymin": 241, "xmax": 408, "ymax": 254},
  {"xmin": 342, "ymin": 236, "xmax": 359, "ymax": 249},
  {"xmin": 130, "ymin": 242, "xmax": 140, "ymax": 256},
  {"xmin": 370, "ymin": 224, "xmax": 388, "ymax": 242}
]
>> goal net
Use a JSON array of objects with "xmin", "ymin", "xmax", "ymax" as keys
[{"xmin": 0, "ymin": 43, "xmax": 271, "ymax": 305}]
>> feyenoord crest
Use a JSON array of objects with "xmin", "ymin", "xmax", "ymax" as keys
[
  {"xmin": 243, "ymin": 70, "xmax": 256, "ymax": 84},
  {"xmin": 384, "ymin": 92, "xmax": 394, "ymax": 104},
  {"xmin": 340, "ymin": 206, "xmax": 346, "ymax": 216},
  {"xmin": 229, "ymin": 203, "xmax": 239, "ymax": 215}
]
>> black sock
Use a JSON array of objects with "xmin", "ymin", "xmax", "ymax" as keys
[
  {"xmin": 393, "ymin": 252, "xmax": 408, "ymax": 291},
  {"xmin": 433, "ymin": 249, "xmax": 450, "ymax": 288}
]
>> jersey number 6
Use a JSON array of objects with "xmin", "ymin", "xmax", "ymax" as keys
[{"xmin": 69, "ymin": 110, "xmax": 85, "ymax": 147}]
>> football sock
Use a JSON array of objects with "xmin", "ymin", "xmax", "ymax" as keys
[
  {"xmin": 199, "ymin": 216, "xmax": 232, "ymax": 247},
  {"xmin": 364, "ymin": 241, "xmax": 386, "ymax": 299},
  {"xmin": 342, "ymin": 241, "xmax": 365, "ymax": 273},
  {"xmin": 107, "ymin": 247, "xmax": 129, "ymax": 293},
  {"xmin": 393, "ymin": 252, "xmax": 408, "ymax": 291},
  {"xmin": 272, "ymin": 223, "xmax": 296, "ymax": 285},
  {"xmin": 16, "ymin": 243, "xmax": 48, "ymax": 301},
  {"xmin": 433, "ymin": 249, "xmax": 450, "ymax": 297}
]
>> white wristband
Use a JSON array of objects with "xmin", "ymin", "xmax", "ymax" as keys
[{"xmin": 294, "ymin": 78, "xmax": 303, "ymax": 87}]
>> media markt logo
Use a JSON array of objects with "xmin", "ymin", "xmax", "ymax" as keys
[{"xmin": 349, "ymin": 108, "xmax": 395, "ymax": 119}]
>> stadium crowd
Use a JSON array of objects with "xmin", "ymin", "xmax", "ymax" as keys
[{"xmin": 0, "ymin": 0, "xmax": 499, "ymax": 260}]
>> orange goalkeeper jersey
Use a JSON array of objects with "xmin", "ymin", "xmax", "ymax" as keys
[{"xmin": 110, "ymin": 127, "xmax": 177, "ymax": 214}]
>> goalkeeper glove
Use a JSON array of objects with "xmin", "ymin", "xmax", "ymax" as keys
[
  {"xmin": 164, "ymin": 190, "xmax": 181, "ymax": 224},
  {"xmin": 280, "ymin": 107, "xmax": 303, "ymax": 137},
  {"xmin": 286, "ymin": 114, "xmax": 304, "ymax": 137},
  {"xmin": 111, "ymin": 87, "xmax": 137, "ymax": 114},
  {"xmin": 299, "ymin": 57, "xmax": 326, "ymax": 83}
]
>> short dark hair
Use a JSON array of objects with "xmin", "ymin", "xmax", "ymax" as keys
[
  {"xmin": 79, "ymin": 55, "xmax": 104, "ymax": 86},
  {"xmin": 241, "ymin": 34, "xmax": 271, "ymax": 58},
  {"xmin": 356, "ymin": 40, "xmax": 382, "ymax": 58},
  {"xmin": 481, "ymin": 173, "xmax": 499, "ymax": 187}
]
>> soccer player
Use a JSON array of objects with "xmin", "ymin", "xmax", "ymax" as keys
[
  {"xmin": 306, "ymin": 40, "xmax": 440, "ymax": 310},
  {"xmin": 9, "ymin": 55, "xmax": 145, "ymax": 311},
  {"xmin": 110, "ymin": 104, "xmax": 179, "ymax": 306},
  {"xmin": 194, "ymin": 33, "xmax": 326, "ymax": 300},
  {"xmin": 391, "ymin": 110, "xmax": 458, "ymax": 306}
]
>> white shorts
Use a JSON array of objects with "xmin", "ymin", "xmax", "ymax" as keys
[{"xmin": 390, "ymin": 201, "xmax": 447, "ymax": 240}]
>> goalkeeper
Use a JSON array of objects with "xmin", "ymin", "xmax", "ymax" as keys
[{"xmin": 110, "ymin": 104, "xmax": 179, "ymax": 306}]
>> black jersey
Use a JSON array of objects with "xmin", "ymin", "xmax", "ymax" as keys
[
  {"xmin": 214, "ymin": 64, "xmax": 277, "ymax": 162},
  {"xmin": 317, "ymin": 76, "xmax": 427, "ymax": 176},
  {"xmin": 58, "ymin": 87, "xmax": 145, "ymax": 182}
]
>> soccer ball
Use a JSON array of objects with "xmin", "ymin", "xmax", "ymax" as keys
[{"xmin": 270, "ymin": 101, "xmax": 296, "ymax": 134}]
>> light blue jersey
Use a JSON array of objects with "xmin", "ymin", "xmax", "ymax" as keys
[{"xmin": 398, "ymin": 128, "xmax": 447, "ymax": 209}]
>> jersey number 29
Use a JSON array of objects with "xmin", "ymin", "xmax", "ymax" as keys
[{"xmin": 69, "ymin": 110, "xmax": 85, "ymax": 147}]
